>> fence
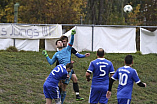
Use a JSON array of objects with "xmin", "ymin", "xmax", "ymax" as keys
[{"xmin": 0, "ymin": 23, "xmax": 157, "ymax": 54}]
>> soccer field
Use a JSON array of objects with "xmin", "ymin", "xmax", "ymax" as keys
[{"xmin": 0, "ymin": 50, "xmax": 156, "ymax": 104}]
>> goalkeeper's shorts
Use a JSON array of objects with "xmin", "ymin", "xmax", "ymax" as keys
[{"xmin": 62, "ymin": 69, "xmax": 74, "ymax": 85}]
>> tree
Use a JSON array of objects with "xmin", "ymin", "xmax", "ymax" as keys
[
  {"xmin": 0, "ymin": 0, "xmax": 14, "ymax": 23},
  {"xmin": 140, "ymin": 0, "xmax": 157, "ymax": 26},
  {"xmin": 0, "ymin": 0, "xmax": 87, "ymax": 24},
  {"xmin": 125, "ymin": 4, "xmax": 141, "ymax": 25},
  {"xmin": 0, "ymin": 0, "xmax": 156, "ymax": 26},
  {"xmin": 84, "ymin": 0, "xmax": 156, "ymax": 26}
]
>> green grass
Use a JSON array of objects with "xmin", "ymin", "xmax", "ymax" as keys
[{"xmin": 0, "ymin": 50, "xmax": 157, "ymax": 104}]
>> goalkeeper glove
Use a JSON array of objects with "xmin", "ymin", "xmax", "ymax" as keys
[
  {"xmin": 71, "ymin": 29, "xmax": 76, "ymax": 35},
  {"xmin": 42, "ymin": 50, "xmax": 48, "ymax": 57}
]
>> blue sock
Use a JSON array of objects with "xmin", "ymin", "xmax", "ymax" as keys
[{"xmin": 61, "ymin": 91, "xmax": 66, "ymax": 104}]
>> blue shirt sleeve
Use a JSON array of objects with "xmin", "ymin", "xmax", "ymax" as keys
[
  {"xmin": 109, "ymin": 62, "xmax": 115, "ymax": 73},
  {"xmin": 75, "ymin": 52, "xmax": 86, "ymax": 58},
  {"xmin": 132, "ymin": 69, "xmax": 140, "ymax": 83},
  {"xmin": 67, "ymin": 34, "xmax": 74, "ymax": 51},
  {"xmin": 46, "ymin": 53, "xmax": 57, "ymax": 65},
  {"xmin": 112, "ymin": 69, "xmax": 119, "ymax": 80},
  {"xmin": 87, "ymin": 61, "xmax": 94, "ymax": 73}
]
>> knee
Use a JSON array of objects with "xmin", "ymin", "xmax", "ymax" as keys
[
  {"xmin": 72, "ymin": 75, "xmax": 78, "ymax": 83},
  {"xmin": 61, "ymin": 84, "xmax": 67, "ymax": 92}
]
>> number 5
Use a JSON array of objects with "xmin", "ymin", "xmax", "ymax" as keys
[{"xmin": 100, "ymin": 65, "xmax": 106, "ymax": 76}]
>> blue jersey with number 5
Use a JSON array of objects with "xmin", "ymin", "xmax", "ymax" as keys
[
  {"xmin": 44, "ymin": 64, "xmax": 68, "ymax": 87},
  {"xmin": 87, "ymin": 58, "xmax": 115, "ymax": 87},
  {"xmin": 112, "ymin": 66, "xmax": 140, "ymax": 99}
]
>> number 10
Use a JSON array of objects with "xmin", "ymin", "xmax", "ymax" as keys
[{"xmin": 119, "ymin": 73, "xmax": 128, "ymax": 85}]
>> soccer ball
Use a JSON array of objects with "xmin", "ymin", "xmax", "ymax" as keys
[{"xmin": 124, "ymin": 5, "xmax": 133, "ymax": 13}]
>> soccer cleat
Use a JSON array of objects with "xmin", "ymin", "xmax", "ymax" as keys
[{"xmin": 76, "ymin": 96, "xmax": 84, "ymax": 101}]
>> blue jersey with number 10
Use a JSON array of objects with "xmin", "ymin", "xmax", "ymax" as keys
[
  {"xmin": 87, "ymin": 58, "xmax": 115, "ymax": 87},
  {"xmin": 112, "ymin": 66, "xmax": 140, "ymax": 99}
]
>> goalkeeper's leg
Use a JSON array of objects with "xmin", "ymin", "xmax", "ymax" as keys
[{"xmin": 61, "ymin": 70, "xmax": 73, "ymax": 104}]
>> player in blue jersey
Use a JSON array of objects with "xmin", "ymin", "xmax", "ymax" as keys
[
  {"xmin": 57, "ymin": 35, "xmax": 90, "ymax": 101},
  {"xmin": 42, "ymin": 30, "xmax": 76, "ymax": 66},
  {"xmin": 43, "ymin": 63, "xmax": 73, "ymax": 104},
  {"xmin": 106, "ymin": 55, "xmax": 146, "ymax": 104},
  {"xmin": 86, "ymin": 48, "xmax": 115, "ymax": 104},
  {"xmin": 42, "ymin": 30, "xmax": 76, "ymax": 104}
]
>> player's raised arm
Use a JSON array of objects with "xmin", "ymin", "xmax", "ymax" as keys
[
  {"xmin": 46, "ymin": 54, "xmax": 57, "ymax": 65},
  {"xmin": 67, "ymin": 30, "xmax": 76, "ymax": 50}
]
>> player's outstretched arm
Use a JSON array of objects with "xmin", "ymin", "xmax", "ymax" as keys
[
  {"xmin": 68, "ymin": 30, "xmax": 76, "ymax": 47},
  {"xmin": 72, "ymin": 47, "xmax": 90, "ymax": 58},
  {"xmin": 75, "ymin": 53, "xmax": 90, "ymax": 58},
  {"xmin": 75, "ymin": 52, "xmax": 85, "ymax": 58},
  {"xmin": 42, "ymin": 50, "xmax": 57, "ymax": 65},
  {"xmin": 46, "ymin": 55, "xmax": 57, "ymax": 65}
]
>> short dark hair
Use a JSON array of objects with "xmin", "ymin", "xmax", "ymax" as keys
[
  {"xmin": 66, "ymin": 63, "xmax": 73, "ymax": 69},
  {"xmin": 60, "ymin": 36, "xmax": 68, "ymax": 42},
  {"xmin": 55, "ymin": 39, "xmax": 62, "ymax": 45},
  {"xmin": 97, "ymin": 48, "xmax": 104, "ymax": 57},
  {"xmin": 125, "ymin": 55, "xmax": 133, "ymax": 65}
]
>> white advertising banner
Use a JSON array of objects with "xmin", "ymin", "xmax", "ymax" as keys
[
  {"xmin": 65, "ymin": 26, "xmax": 136, "ymax": 53},
  {"xmin": 0, "ymin": 24, "xmax": 62, "ymax": 39},
  {"xmin": 45, "ymin": 39, "xmax": 58, "ymax": 51},
  {"xmin": 0, "ymin": 39, "xmax": 39, "ymax": 51},
  {"xmin": 15, "ymin": 39, "xmax": 39, "ymax": 52},
  {"xmin": 93, "ymin": 27, "xmax": 136, "ymax": 53},
  {"xmin": 140, "ymin": 28, "xmax": 157, "ymax": 54},
  {"xmin": 73, "ymin": 26, "xmax": 92, "ymax": 52},
  {"xmin": 63, "ymin": 26, "xmax": 92, "ymax": 52},
  {"xmin": 0, "ymin": 39, "xmax": 13, "ymax": 50}
]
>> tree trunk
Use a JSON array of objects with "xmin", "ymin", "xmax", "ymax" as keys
[{"xmin": 98, "ymin": 0, "xmax": 104, "ymax": 24}]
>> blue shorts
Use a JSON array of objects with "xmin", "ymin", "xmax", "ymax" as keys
[
  {"xmin": 43, "ymin": 84, "xmax": 60, "ymax": 99},
  {"xmin": 89, "ymin": 86, "xmax": 108, "ymax": 104},
  {"xmin": 62, "ymin": 69, "xmax": 74, "ymax": 85},
  {"xmin": 118, "ymin": 98, "xmax": 131, "ymax": 104}
]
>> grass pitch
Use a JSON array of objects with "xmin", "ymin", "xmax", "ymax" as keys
[{"xmin": 0, "ymin": 50, "xmax": 156, "ymax": 104}]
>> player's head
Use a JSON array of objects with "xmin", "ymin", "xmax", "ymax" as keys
[
  {"xmin": 66, "ymin": 63, "xmax": 73, "ymax": 72},
  {"xmin": 97, "ymin": 48, "xmax": 104, "ymax": 58},
  {"xmin": 60, "ymin": 36, "xmax": 68, "ymax": 47},
  {"xmin": 56, "ymin": 39, "xmax": 63, "ymax": 49},
  {"xmin": 125, "ymin": 55, "xmax": 133, "ymax": 65}
]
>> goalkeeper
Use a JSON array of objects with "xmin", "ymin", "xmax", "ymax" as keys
[
  {"xmin": 57, "ymin": 35, "xmax": 90, "ymax": 101},
  {"xmin": 42, "ymin": 30, "xmax": 76, "ymax": 104}
]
